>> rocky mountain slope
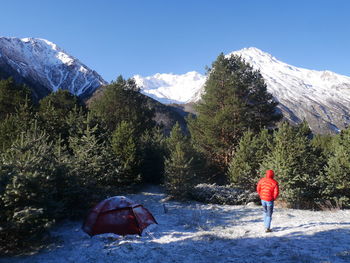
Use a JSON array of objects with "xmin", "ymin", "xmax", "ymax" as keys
[
  {"xmin": 0, "ymin": 37, "xmax": 106, "ymax": 100},
  {"xmin": 0, "ymin": 37, "xmax": 186, "ymax": 133},
  {"xmin": 135, "ymin": 48, "xmax": 350, "ymax": 134}
]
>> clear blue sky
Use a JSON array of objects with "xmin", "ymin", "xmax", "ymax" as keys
[{"xmin": 1, "ymin": 0, "xmax": 349, "ymax": 82}]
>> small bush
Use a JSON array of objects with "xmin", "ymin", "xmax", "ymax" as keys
[
  {"xmin": 319, "ymin": 128, "xmax": 350, "ymax": 208},
  {"xmin": 260, "ymin": 122, "xmax": 324, "ymax": 209},
  {"xmin": 0, "ymin": 127, "xmax": 63, "ymax": 254},
  {"xmin": 164, "ymin": 123, "xmax": 200, "ymax": 199},
  {"xmin": 190, "ymin": 183, "xmax": 259, "ymax": 205}
]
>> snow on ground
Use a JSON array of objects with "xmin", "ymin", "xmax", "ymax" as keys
[{"xmin": 2, "ymin": 185, "xmax": 350, "ymax": 263}]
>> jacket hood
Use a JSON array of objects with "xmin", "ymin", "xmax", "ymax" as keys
[{"xmin": 266, "ymin": 170, "xmax": 274, "ymax": 179}]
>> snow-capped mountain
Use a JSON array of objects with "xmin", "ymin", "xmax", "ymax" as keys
[
  {"xmin": 0, "ymin": 37, "xmax": 107, "ymax": 98},
  {"xmin": 135, "ymin": 48, "xmax": 350, "ymax": 133},
  {"xmin": 134, "ymin": 71, "xmax": 206, "ymax": 104},
  {"xmin": 231, "ymin": 48, "xmax": 350, "ymax": 133}
]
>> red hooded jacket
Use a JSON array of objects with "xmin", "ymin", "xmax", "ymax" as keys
[{"xmin": 257, "ymin": 170, "xmax": 279, "ymax": 201}]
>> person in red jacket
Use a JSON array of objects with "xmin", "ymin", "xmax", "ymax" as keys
[{"xmin": 257, "ymin": 169, "xmax": 279, "ymax": 232}]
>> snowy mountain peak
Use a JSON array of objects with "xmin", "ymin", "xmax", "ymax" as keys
[
  {"xmin": 136, "ymin": 48, "xmax": 350, "ymax": 133},
  {"xmin": 22, "ymin": 37, "xmax": 59, "ymax": 50},
  {"xmin": 231, "ymin": 48, "xmax": 350, "ymax": 133},
  {"xmin": 233, "ymin": 47, "xmax": 272, "ymax": 57},
  {"xmin": 0, "ymin": 37, "xmax": 107, "ymax": 98},
  {"xmin": 1, "ymin": 37, "xmax": 75, "ymax": 65},
  {"xmin": 134, "ymin": 71, "xmax": 206, "ymax": 104},
  {"xmin": 230, "ymin": 47, "xmax": 296, "ymax": 71}
]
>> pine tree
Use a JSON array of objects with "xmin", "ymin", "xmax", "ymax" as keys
[
  {"xmin": 140, "ymin": 127, "xmax": 167, "ymax": 184},
  {"xmin": 0, "ymin": 115, "xmax": 18, "ymax": 152},
  {"xmin": 89, "ymin": 76, "xmax": 155, "ymax": 135},
  {"xmin": 111, "ymin": 121, "xmax": 141, "ymax": 185},
  {"xmin": 228, "ymin": 129, "xmax": 272, "ymax": 191},
  {"xmin": 65, "ymin": 106, "xmax": 88, "ymax": 139},
  {"xmin": 0, "ymin": 123, "xmax": 63, "ymax": 251},
  {"xmin": 259, "ymin": 122, "xmax": 323, "ymax": 208},
  {"xmin": 38, "ymin": 89, "xmax": 83, "ymax": 143},
  {"xmin": 51, "ymin": 134, "xmax": 81, "ymax": 218},
  {"xmin": 164, "ymin": 123, "xmax": 199, "ymax": 198},
  {"xmin": 39, "ymin": 89, "xmax": 83, "ymax": 117},
  {"xmin": 69, "ymin": 115, "xmax": 121, "ymax": 195},
  {"xmin": 311, "ymin": 133, "xmax": 334, "ymax": 159},
  {"xmin": 188, "ymin": 54, "xmax": 281, "ymax": 181},
  {"xmin": 90, "ymin": 77, "xmax": 156, "ymax": 185},
  {"xmin": 0, "ymin": 96, "xmax": 35, "ymax": 152},
  {"xmin": 321, "ymin": 128, "xmax": 350, "ymax": 208},
  {"xmin": 0, "ymin": 78, "xmax": 31, "ymax": 121}
]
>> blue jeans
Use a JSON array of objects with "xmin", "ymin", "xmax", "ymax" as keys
[{"xmin": 261, "ymin": 200, "xmax": 274, "ymax": 229}]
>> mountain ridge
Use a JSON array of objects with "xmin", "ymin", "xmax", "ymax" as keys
[
  {"xmin": 1, "ymin": 37, "xmax": 349, "ymax": 134},
  {"xmin": 135, "ymin": 47, "xmax": 350, "ymax": 134},
  {"xmin": 0, "ymin": 37, "xmax": 107, "ymax": 99}
]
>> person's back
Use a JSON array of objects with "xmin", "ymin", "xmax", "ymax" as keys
[
  {"xmin": 257, "ymin": 170, "xmax": 279, "ymax": 202},
  {"xmin": 257, "ymin": 170, "xmax": 279, "ymax": 232}
]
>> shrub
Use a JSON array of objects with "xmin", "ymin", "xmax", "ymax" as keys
[
  {"xmin": 190, "ymin": 183, "xmax": 259, "ymax": 205},
  {"xmin": 69, "ymin": 117, "xmax": 122, "ymax": 199},
  {"xmin": 164, "ymin": 123, "xmax": 199, "ymax": 199},
  {"xmin": 320, "ymin": 128, "xmax": 350, "ymax": 208},
  {"xmin": 111, "ymin": 121, "xmax": 141, "ymax": 185},
  {"xmin": 260, "ymin": 122, "xmax": 324, "ymax": 208},
  {"xmin": 140, "ymin": 127, "xmax": 167, "ymax": 184},
  {"xmin": 0, "ymin": 126, "xmax": 63, "ymax": 253},
  {"xmin": 228, "ymin": 129, "xmax": 272, "ymax": 191}
]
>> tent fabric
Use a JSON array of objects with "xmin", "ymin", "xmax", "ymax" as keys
[{"xmin": 82, "ymin": 196, "xmax": 157, "ymax": 236}]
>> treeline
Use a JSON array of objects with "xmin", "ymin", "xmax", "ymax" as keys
[
  {"xmin": 229, "ymin": 122, "xmax": 350, "ymax": 209},
  {"xmin": 0, "ymin": 76, "xmax": 167, "ymax": 253},
  {"xmin": 164, "ymin": 54, "xmax": 350, "ymax": 211},
  {"xmin": 1, "ymin": 54, "xmax": 350, "ymax": 254}
]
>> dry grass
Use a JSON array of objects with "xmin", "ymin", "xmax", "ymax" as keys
[{"xmin": 316, "ymin": 200, "xmax": 342, "ymax": 212}]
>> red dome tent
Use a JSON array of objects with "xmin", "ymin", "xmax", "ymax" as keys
[{"xmin": 82, "ymin": 196, "xmax": 157, "ymax": 236}]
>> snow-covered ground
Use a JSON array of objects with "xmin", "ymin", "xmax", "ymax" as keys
[{"xmin": 2, "ymin": 185, "xmax": 350, "ymax": 263}]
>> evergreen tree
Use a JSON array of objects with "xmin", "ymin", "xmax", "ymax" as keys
[
  {"xmin": 311, "ymin": 133, "xmax": 334, "ymax": 159},
  {"xmin": 39, "ymin": 89, "xmax": 83, "ymax": 117},
  {"xmin": 51, "ymin": 134, "xmax": 81, "ymax": 218},
  {"xmin": 38, "ymin": 89, "xmax": 83, "ymax": 143},
  {"xmin": 140, "ymin": 127, "xmax": 167, "ymax": 184},
  {"xmin": 0, "ymin": 124, "xmax": 63, "ymax": 251},
  {"xmin": 228, "ymin": 129, "xmax": 272, "ymax": 191},
  {"xmin": 90, "ymin": 77, "xmax": 156, "ymax": 185},
  {"xmin": 0, "ymin": 78, "xmax": 31, "ymax": 121},
  {"xmin": 89, "ymin": 76, "xmax": 155, "ymax": 135},
  {"xmin": 188, "ymin": 54, "xmax": 281, "ymax": 180},
  {"xmin": 259, "ymin": 122, "xmax": 324, "ymax": 208},
  {"xmin": 164, "ymin": 123, "xmax": 200, "ymax": 198},
  {"xmin": 0, "ymin": 97, "xmax": 35, "ymax": 152},
  {"xmin": 69, "ymin": 115, "xmax": 121, "ymax": 196},
  {"xmin": 321, "ymin": 128, "xmax": 350, "ymax": 208},
  {"xmin": 0, "ymin": 115, "xmax": 18, "ymax": 152},
  {"xmin": 111, "ymin": 121, "xmax": 141, "ymax": 185},
  {"xmin": 65, "ymin": 106, "xmax": 88, "ymax": 139}
]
